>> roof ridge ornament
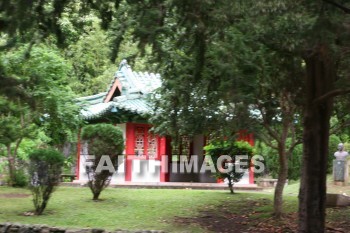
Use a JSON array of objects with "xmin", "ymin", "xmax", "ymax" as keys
[{"xmin": 118, "ymin": 59, "xmax": 129, "ymax": 70}]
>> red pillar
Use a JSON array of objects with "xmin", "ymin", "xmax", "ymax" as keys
[
  {"xmin": 76, "ymin": 129, "xmax": 81, "ymax": 180},
  {"xmin": 248, "ymin": 133, "xmax": 255, "ymax": 184},
  {"xmin": 125, "ymin": 123, "xmax": 134, "ymax": 182},
  {"xmin": 249, "ymin": 159, "xmax": 255, "ymax": 184},
  {"xmin": 238, "ymin": 130, "xmax": 255, "ymax": 184},
  {"xmin": 159, "ymin": 137, "xmax": 169, "ymax": 182}
]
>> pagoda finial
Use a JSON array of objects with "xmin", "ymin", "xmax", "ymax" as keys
[{"xmin": 118, "ymin": 59, "xmax": 128, "ymax": 70}]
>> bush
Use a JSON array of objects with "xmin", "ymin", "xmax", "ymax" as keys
[
  {"xmin": 12, "ymin": 170, "xmax": 28, "ymax": 187},
  {"xmin": 256, "ymin": 141, "xmax": 302, "ymax": 181},
  {"xmin": 205, "ymin": 140, "xmax": 254, "ymax": 194},
  {"xmin": 288, "ymin": 144, "xmax": 303, "ymax": 180},
  {"xmin": 81, "ymin": 123, "xmax": 124, "ymax": 200},
  {"xmin": 63, "ymin": 156, "xmax": 75, "ymax": 174},
  {"xmin": 328, "ymin": 134, "xmax": 342, "ymax": 173},
  {"xmin": 28, "ymin": 148, "xmax": 64, "ymax": 215},
  {"xmin": 2, "ymin": 158, "xmax": 29, "ymax": 187}
]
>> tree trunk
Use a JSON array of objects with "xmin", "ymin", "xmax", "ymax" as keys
[
  {"xmin": 298, "ymin": 45, "xmax": 335, "ymax": 233},
  {"xmin": 228, "ymin": 178, "xmax": 234, "ymax": 194},
  {"xmin": 274, "ymin": 148, "xmax": 288, "ymax": 218},
  {"xmin": 6, "ymin": 144, "xmax": 15, "ymax": 187},
  {"xmin": 36, "ymin": 202, "xmax": 46, "ymax": 215},
  {"xmin": 93, "ymin": 192, "xmax": 101, "ymax": 200}
]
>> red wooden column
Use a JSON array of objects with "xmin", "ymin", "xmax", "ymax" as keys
[
  {"xmin": 125, "ymin": 123, "xmax": 135, "ymax": 181},
  {"xmin": 159, "ymin": 137, "xmax": 169, "ymax": 182},
  {"xmin": 76, "ymin": 129, "xmax": 81, "ymax": 180},
  {"xmin": 248, "ymin": 133, "xmax": 255, "ymax": 184},
  {"xmin": 238, "ymin": 130, "xmax": 255, "ymax": 184}
]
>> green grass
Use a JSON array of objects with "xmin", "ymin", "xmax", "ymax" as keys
[
  {"xmin": 262, "ymin": 175, "xmax": 350, "ymax": 197},
  {"xmin": 2, "ymin": 180, "xmax": 347, "ymax": 232},
  {"xmin": 0, "ymin": 186, "xmax": 278, "ymax": 232}
]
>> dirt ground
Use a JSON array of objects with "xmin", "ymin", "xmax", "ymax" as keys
[
  {"xmin": 174, "ymin": 199, "xmax": 350, "ymax": 233},
  {"xmin": 0, "ymin": 193, "xmax": 30, "ymax": 198}
]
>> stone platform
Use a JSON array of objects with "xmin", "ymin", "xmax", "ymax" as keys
[
  {"xmin": 61, "ymin": 181, "xmax": 263, "ymax": 191},
  {"xmin": 0, "ymin": 223, "xmax": 164, "ymax": 233},
  {"xmin": 326, "ymin": 193, "xmax": 350, "ymax": 207}
]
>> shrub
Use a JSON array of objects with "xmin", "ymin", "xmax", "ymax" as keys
[
  {"xmin": 257, "ymin": 135, "xmax": 345, "ymax": 181},
  {"xmin": 81, "ymin": 123, "xmax": 124, "ymax": 200},
  {"xmin": 205, "ymin": 140, "xmax": 254, "ymax": 194},
  {"xmin": 12, "ymin": 170, "xmax": 28, "ymax": 187},
  {"xmin": 28, "ymin": 148, "xmax": 64, "ymax": 215},
  {"xmin": 11, "ymin": 159, "xmax": 29, "ymax": 187},
  {"xmin": 256, "ymin": 141, "xmax": 302, "ymax": 181},
  {"xmin": 328, "ymin": 134, "xmax": 342, "ymax": 173},
  {"xmin": 63, "ymin": 156, "xmax": 75, "ymax": 174}
]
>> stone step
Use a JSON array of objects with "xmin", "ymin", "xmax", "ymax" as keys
[
  {"xmin": 61, "ymin": 181, "xmax": 263, "ymax": 191},
  {"xmin": 326, "ymin": 193, "xmax": 350, "ymax": 207}
]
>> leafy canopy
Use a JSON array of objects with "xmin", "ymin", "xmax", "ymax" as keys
[
  {"xmin": 81, "ymin": 123, "xmax": 124, "ymax": 156},
  {"xmin": 29, "ymin": 148, "xmax": 65, "ymax": 165},
  {"xmin": 205, "ymin": 140, "xmax": 254, "ymax": 181}
]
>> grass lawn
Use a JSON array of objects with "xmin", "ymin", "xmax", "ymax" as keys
[
  {"xmin": 0, "ymin": 186, "xmax": 291, "ymax": 232},
  {"xmin": 262, "ymin": 177, "xmax": 350, "ymax": 232},
  {"xmin": 280, "ymin": 175, "xmax": 350, "ymax": 196},
  {"xmin": 0, "ymin": 182, "xmax": 349, "ymax": 232}
]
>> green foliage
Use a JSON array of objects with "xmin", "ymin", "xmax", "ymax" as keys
[
  {"xmin": 1, "ymin": 44, "xmax": 82, "ymax": 146},
  {"xmin": 288, "ymin": 146, "xmax": 303, "ymax": 181},
  {"xmin": 0, "ymin": 97, "xmax": 36, "ymax": 146},
  {"xmin": 328, "ymin": 134, "xmax": 342, "ymax": 173},
  {"xmin": 63, "ymin": 156, "xmax": 75, "ymax": 174},
  {"xmin": 205, "ymin": 140, "xmax": 253, "ymax": 193},
  {"xmin": 81, "ymin": 123, "xmax": 124, "ymax": 200},
  {"xmin": 28, "ymin": 148, "xmax": 64, "ymax": 215},
  {"xmin": 0, "ymin": 159, "xmax": 6, "ymax": 174},
  {"xmin": 205, "ymin": 140, "xmax": 254, "ymax": 161},
  {"xmin": 81, "ymin": 123, "xmax": 124, "ymax": 156},
  {"xmin": 0, "ymin": 0, "xmax": 70, "ymax": 46},
  {"xmin": 258, "ymin": 134, "xmax": 343, "ymax": 180},
  {"xmin": 11, "ymin": 170, "xmax": 28, "ymax": 188},
  {"xmin": 59, "ymin": 4, "xmax": 156, "ymax": 96},
  {"xmin": 16, "ymin": 138, "xmax": 45, "ymax": 161},
  {"xmin": 257, "ymin": 141, "xmax": 302, "ymax": 181},
  {"xmin": 66, "ymin": 18, "xmax": 115, "ymax": 95},
  {"xmin": 29, "ymin": 148, "xmax": 65, "ymax": 165}
]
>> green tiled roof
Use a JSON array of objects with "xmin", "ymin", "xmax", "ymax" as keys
[
  {"xmin": 80, "ymin": 102, "xmax": 111, "ymax": 120},
  {"xmin": 114, "ymin": 97, "xmax": 152, "ymax": 114},
  {"xmin": 78, "ymin": 60, "xmax": 160, "ymax": 120},
  {"xmin": 113, "ymin": 59, "xmax": 161, "ymax": 97},
  {"xmin": 76, "ymin": 92, "xmax": 107, "ymax": 105}
]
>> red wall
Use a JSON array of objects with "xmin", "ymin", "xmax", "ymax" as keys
[{"xmin": 125, "ymin": 122, "xmax": 169, "ymax": 182}]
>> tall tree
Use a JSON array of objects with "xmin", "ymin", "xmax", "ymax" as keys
[
  {"xmin": 252, "ymin": 2, "xmax": 350, "ymax": 231},
  {"xmin": 99, "ymin": 1, "xmax": 350, "ymax": 232},
  {"xmin": 81, "ymin": 123, "xmax": 124, "ymax": 200},
  {"xmin": 0, "ymin": 44, "xmax": 81, "ymax": 185},
  {"xmin": 0, "ymin": 98, "xmax": 36, "ymax": 186},
  {"xmin": 251, "ymin": 50, "xmax": 303, "ymax": 217}
]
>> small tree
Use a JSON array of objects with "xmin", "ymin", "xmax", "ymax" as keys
[
  {"xmin": 205, "ymin": 140, "xmax": 253, "ymax": 194},
  {"xmin": 28, "ymin": 148, "xmax": 64, "ymax": 215},
  {"xmin": 81, "ymin": 123, "xmax": 124, "ymax": 200}
]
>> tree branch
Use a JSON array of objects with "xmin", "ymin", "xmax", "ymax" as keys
[
  {"xmin": 255, "ymin": 102, "xmax": 281, "ymax": 142},
  {"xmin": 323, "ymin": 0, "xmax": 350, "ymax": 14},
  {"xmin": 288, "ymin": 138, "xmax": 302, "ymax": 155},
  {"xmin": 331, "ymin": 124, "xmax": 349, "ymax": 135},
  {"xmin": 313, "ymin": 88, "xmax": 350, "ymax": 104},
  {"xmin": 259, "ymin": 132, "xmax": 279, "ymax": 150},
  {"xmin": 13, "ymin": 138, "xmax": 23, "ymax": 159}
]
